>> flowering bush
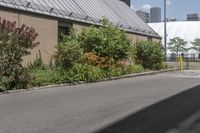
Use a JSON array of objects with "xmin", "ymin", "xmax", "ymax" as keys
[
  {"xmin": 0, "ymin": 18, "xmax": 39, "ymax": 91},
  {"xmin": 78, "ymin": 19, "xmax": 132, "ymax": 64},
  {"xmin": 85, "ymin": 52, "xmax": 115, "ymax": 68}
]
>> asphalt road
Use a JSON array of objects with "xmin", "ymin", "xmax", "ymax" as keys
[{"xmin": 0, "ymin": 70, "xmax": 200, "ymax": 133}]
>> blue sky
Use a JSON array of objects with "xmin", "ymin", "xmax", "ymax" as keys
[{"xmin": 131, "ymin": 0, "xmax": 200, "ymax": 21}]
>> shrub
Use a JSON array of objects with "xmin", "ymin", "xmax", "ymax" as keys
[
  {"xmin": 129, "ymin": 45, "xmax": 136, "ymax": 64},
  {"xmin": 29, "ymin": 64, "xmax": 106, "ymax": 86},
  {"xmin": 126, "ymin": 64, "xmax": 144, "ymax": 74},
  {"xmin": 135, "ymin": 41, "xmax": 164, "ymax": 70},
  {"xmin": 0, "ymin": 18, "xmax": 39, "ymax": 91},
  {"xmin": 85, "ymin": 52, "xmax": 115, "ymax": 68},
  {"xmin": 55, "ymin": 33, "xmax": 83, "ymax": 69},
  {"xmin": 105, "ymin": 67, "xmax": 124, "ymax": 77},
  {"xmin": 30, "ymin": 68, "xmax": 64, "ymax": 87},
  {"xmin": 68, "ymin": 64, "xmax": 105, "ymax": 82},
  {"xmin": 78, "ymin": 19, "xmax": 132, "ymax": 64},
  {"xmin": 28, "ymin": 50, "xmax": 46, "ymax": 70}
]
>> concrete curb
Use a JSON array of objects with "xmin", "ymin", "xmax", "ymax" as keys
[{"xmin": 1, "ymin": 68, "xmax": 179, "ymax": 95}]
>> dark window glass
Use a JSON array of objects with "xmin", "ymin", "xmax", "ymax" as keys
[{"xmin": 58, "ymin": 21, "xmax": 72, "ymax": 41}]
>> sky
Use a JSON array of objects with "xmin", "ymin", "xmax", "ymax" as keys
[{"xmin": 131, "ymin": 0, "xmax": 200, "ymax": 21}]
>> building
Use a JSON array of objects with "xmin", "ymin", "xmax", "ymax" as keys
[
  {"xmin": 187, "ymin": 13, "xmax": 199, "ymax": 21},
  {"xmin": 136, "ymin": 10, "xmax": 151, "ymax": 23},
  {"xmin": 148, "ymin": 21, "xmax": 200, "ymax": 58},
  {"xmin": 120, "ymin": 0, "xmax": 131, "ymax": 7},
  {"xmin": 150, "ymin": 7, "xmax": 161, "ymax": 23},
  {"xmin": 166, "ymin": 18, "xmax": 177, "ymax": 22},
  {"xmin": 0, "ymin": 0, "xmax": 160, "ymax": 64}
]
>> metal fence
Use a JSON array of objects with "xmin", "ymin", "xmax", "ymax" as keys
[{"xmin": 166, "ymin": 53, "xmax": 200, "ymax": 62}]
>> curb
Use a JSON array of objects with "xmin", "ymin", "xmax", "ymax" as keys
[{"xmin": 1, "ymin": 68, "xmax": 179, "ymax": 95}]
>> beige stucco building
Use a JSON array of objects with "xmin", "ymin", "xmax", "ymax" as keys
[{"xmin": 0, "ymin": 0, "xmax": 161, "ymax": 65}]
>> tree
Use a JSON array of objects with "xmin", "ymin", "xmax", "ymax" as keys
[
  {"xmin": 168, "ymin": 37, "xmax": 187, "ymax": 56},
  {"xmin": 0, "ymin": 18, "xmax": 39, "ymax": 91},
  {"xmin": 191, "ymin": 38, "xmax": 200, "ymax": 59}
]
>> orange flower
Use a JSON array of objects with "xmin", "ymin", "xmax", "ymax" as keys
[{"xmin": 85, "ymin": 52, "xmax": 114, "ymax": 68}]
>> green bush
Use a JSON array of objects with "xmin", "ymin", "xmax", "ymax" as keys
[
  {"xmin": 0, "ymin": 18, "xmax": 39, "ymax": 91},
  {"xmin": 29, "ymin": 64, "xmax": 106, "ymax": 87},
  {"xmin": 30, "ymin": 68, "xmax": 65, "ymax": 87},
  {"xmin": 126, "ymin": 64, "xmax": 144, "ymax": 74},
  {"xmin": 105, "ymin": 67, "xmax": 124, "ymax": 77},
  {"xmin": 104, "ymin": 64, "xmax": 144, "ymax": 78},
  {"xmin": 135, "ymin": 41, "xmax": 164, "ymax": 70},
  {"xmin": 28, "ymin": 50, "xmax": 46, "ymax": 70},
  {"xmin": 68, "ymin": 64, "xmax": 105, "ymax": 82},
  {"xmin": 128, "ymin": 45, "xmax": 136, "ymax": 64},
  {"xmin": 78, "ymin": 19, "xmax": 132, "ymax": 64},
  {"xmin": 29, "ymin": 63, "xmax": 145, "ymax": 87},
  {"xmin": 55, "ymin": 33, "xmax": 83, "ymax": 69}
]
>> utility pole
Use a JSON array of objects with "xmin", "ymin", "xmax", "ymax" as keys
[{"xmin": 164, "ymin": 0, "xmax": 167, "ymax": 60}]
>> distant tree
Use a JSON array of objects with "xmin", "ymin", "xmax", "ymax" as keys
[
  {"xmin": 191, "ymin": 38, "xmax": 200, "ymax": 58},
  {"xmin": 168, "ymin": 37, "xmax": 187, "ymax": 56}
]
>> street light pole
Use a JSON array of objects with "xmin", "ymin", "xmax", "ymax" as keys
[{"xmin": 164, "ymin": 0, "xmax": 167, "ymax": 60}]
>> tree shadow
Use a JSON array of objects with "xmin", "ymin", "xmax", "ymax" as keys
[{"xmin": 95, "ymin": 85, "xmax": 200, "ymax": 133}]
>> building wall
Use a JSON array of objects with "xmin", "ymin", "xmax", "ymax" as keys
[
  {"xmin": 73, "ymin": 23, "xmax": 161, "ymax": 43},
  {"xmin": 127, "ymin": 32, "xmax": 161, "ymax": 44},
  {"xmin": 150, "ymin": 7, "xmax": 161, "ymax": 23},
  {"xmin": 73, "ymin": 22, "xmax": 90, "ymax": 34},
  {"xmin": 0, "ymin": 10, "xmax": 19, "ymax": 25},
  {"xmin": 127, "ymin": 33, "xmax": 148, "ymax": 42},
  {"xmin": 0, "ymin": 9, "xmax": 58, "ymax": 65},
  {"xmin": 136, "ymin": 10, "xmax": 150, "ymax": 23},
  {"xmin": 1, "ymin": 9, "xmax": 161, "ymax": 65},
  {"xmin": 152, "ymin": 38, "xmax": 161, "ymax": 43},
  {"xmin": 187, "ymin": 14, "xmax": 200, "ymax": 21}
]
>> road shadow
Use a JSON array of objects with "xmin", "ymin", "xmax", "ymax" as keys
[{"xmin": 95, "ymin": 85, "xmax": 200, "ymax": 133}]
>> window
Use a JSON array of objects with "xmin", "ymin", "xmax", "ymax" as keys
[
  {"xmin": 148, "ymin": 36, "xmax": 153, "ymax": 41},
  {"xmin": 58, "ymin": 21, "xmax": 72, "ymax": 40}
]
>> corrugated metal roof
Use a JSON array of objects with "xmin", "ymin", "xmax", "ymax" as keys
[{"xmin": 0, "ymin": 0, "xmax": 160, "ymax": 37}]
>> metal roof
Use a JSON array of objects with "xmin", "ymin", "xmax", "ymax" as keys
[{"xmin": 0, "ymin": 0, "xmax": 160, "ymax": 37}]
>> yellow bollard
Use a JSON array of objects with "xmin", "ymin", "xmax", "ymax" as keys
[
  {"xmin": 179, "ymin": 55, "xmax": 183, "ymax": 70},
  {"xmin": 176, "ymin": 55, "xmax": 184, "ymax": 70}
]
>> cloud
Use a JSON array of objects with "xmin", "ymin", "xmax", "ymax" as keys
[
  {"xmin": 142, "ymin": 4, "xmax": 151, "ymax": 12},
  {"xmin": 166, "ymin": 0, "xmax": 171, "ymax": 6},
  {"xmin": 131, "ymin": 5, "xmax": 141, "ymax": 11},
  {"xmin": 131, "ymin": 4, "xmax": 152, "ymax": 12}
]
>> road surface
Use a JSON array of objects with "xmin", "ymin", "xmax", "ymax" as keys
[{"xmin": 0, "ymin": 70, "xmax": 200, "ymax": 133}]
